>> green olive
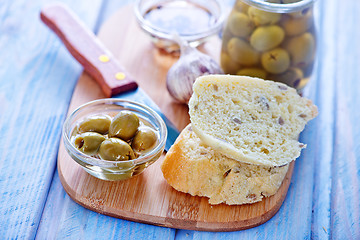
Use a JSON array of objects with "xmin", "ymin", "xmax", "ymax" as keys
[
  {"xmin": 237, "ymin": 68, "xmax": 267, "ymax": 79},
  {"xmin": 227, "ymin": 12, "xmax": 255, "ymax": 38},
  {"xmin": 99, "ymin": 138, "xmax": 135, "ymax": 161},
  {"xmin": 234, "ymin": 1, "xmax": 250, "ymax": 13},
  {"xmin": 261, "ymin": 48, "xmax": 290, "ymax": 74},
  {"xmin": 227, "ymin": 37, "xmax": 260, "ymax": 66},
  {"xmin": 132, "ymin": 127, "xmax": 158, "ymax": 152},
  {"xmin": 281, "ymin": 10, "xmax": 313, "ymax": 36},
  {"xmin": 269, "ymin": 67, "xmax": 303, "ymax": 88},
  {"xmin": 221, "ymin": 29, "xmax": 234, "ymax": 50},
  {"xmin": 248, "ymin": 6, "xmax": 281, "ymax": 26},
  {"xmin": 250, "ymin": 25, "xmax": 285, "ymax": 51},
  {"xmin": 73, "ymin": 132, "xmax": 106, "ymax": 155},
  {"xmin": 109, "ymin": 111, "xmax": 140, "ymax": 140},
  {"xmin": 220, "ymin": 51, "xmax": 242, "ymax": 74},
  {"xmin": 77, "ymin": 115, "xmax": 111, "ymax": 134},
  {"xmin": 285, "ymin": 32, "xmax": 315, "ymax": 68}
]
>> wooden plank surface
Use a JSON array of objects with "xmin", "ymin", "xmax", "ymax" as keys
[
  {"xmin": 33, "ymin": 0, "xmax": 175, "ymax": 239},
  {"xmin": 327, "ymin": 0, "xmax": 360, "ymax": 238},
  {"xmin": 1, "ymin": 0, "xmax": 359, "ymax": 239},
  {"xmin": 0, "ymin": 0, "xmax": 104, "ymax": 238},
  {"xmin": 309, "ymin": 1, "xmax": 334, "ymax": 239}
]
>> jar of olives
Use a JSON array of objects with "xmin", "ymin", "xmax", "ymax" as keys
[{"xmin": 221, "ymin": 0, "xmax": 316, "ymax": 91}]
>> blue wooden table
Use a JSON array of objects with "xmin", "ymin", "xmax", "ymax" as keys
[{"xmin": 1, "ymin": 0, "xmax": 359, "ymax": 239}]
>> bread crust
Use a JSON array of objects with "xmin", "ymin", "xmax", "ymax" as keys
[{"xmin": 161, "ymin": 125, "xmax": 289, "ymax": 205}]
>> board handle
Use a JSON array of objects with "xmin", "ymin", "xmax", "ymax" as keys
[{"xmin": 40, "ymin": 3, "xmax": 138, "ymax": 97}]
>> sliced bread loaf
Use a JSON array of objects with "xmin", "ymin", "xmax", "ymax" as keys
[
  {"xmin": 161, "ymin": 124, "xmax": 289, "ymax": 205},
  {"xmin": 188, "ymin": 75, "xmax": 318, "ymax": 166}
]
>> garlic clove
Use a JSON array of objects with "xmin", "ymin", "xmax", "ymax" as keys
[{"xmin": 166, "ymin": 34, "xmax": 223, "ymax": 104}]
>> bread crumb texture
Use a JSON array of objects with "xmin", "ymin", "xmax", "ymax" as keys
[
  {"xmin": 189, "ymin": 75, "xmax": 318, "ymax": 166},
  {"xmin": 161, "ymin": 125, "xmax": 289, "ymax": 205}
]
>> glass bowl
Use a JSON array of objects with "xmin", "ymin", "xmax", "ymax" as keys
[
  {"xmin": 63, "ymin": 99, "xmax": 167, "ymax": 181},
  {"xmin": 134, "ymin": 0, "xmax": 226, "ymax": 52}
]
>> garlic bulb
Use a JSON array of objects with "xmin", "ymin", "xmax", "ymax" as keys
[{"xmin": 166, "ymin": 35, "xmax": 223, "ymax": 104}]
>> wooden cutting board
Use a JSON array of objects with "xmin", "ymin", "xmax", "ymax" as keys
[{"xmin": 57, "ymin": 5, "xmax": 294, "ymax": 232}]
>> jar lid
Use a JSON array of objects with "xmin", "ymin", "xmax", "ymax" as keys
[{"xmin": 242, "ymin": 0, "xmax": 315, "ymax": 13}]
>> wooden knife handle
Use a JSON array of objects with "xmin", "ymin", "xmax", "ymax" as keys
[{"xmin": 40, "ymin": 3, "xmax": 138, "ymax": 97}]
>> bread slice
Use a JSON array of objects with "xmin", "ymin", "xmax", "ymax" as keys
[
  {"xmin": 188, "ymin": 75, "xmax": 318, "ymax": 166},
  {"xmin": 161, "ymin": 124, "xmax": 289, "ymax": 205}
]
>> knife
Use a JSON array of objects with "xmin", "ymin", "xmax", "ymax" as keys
[{"xmin": 40, "ymin": 3, "xmax": 179, "ymax": 151}]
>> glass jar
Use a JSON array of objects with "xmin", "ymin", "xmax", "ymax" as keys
[
  {"xmin": 134, "ymin": 0, "xmax": 226, "ymax": 53},
  {"xmin": 220, "ymin": 0, "xmax": 316, "ymax": 92}
]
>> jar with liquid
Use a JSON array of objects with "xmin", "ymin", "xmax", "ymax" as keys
[
  {"xmin": 134, "ymin": 0, "xmax": 225, "ymax": 52},
  {"xmin": 220, "ymin": 0, "xmax": 316, "ymax": 91}
]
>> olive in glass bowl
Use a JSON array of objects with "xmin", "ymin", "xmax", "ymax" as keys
[{"xmin": 63, "ymin": 99, "xmax": 167, "ymax": 181}]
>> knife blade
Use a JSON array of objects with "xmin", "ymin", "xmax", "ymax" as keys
[{"xmin": 40, "ymin": 3, "xmax": 179, "ymax": 151}]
